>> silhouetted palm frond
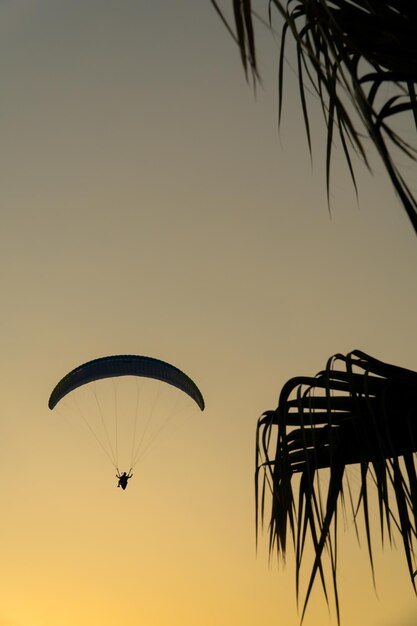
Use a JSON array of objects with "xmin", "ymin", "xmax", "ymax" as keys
[
  {"xmin": 212, "ymin": 0, "xmax": 417, "ymax": 235},
  {"xmin": 256, "ymin": 349, "xmax": 417, "ymax": 623}
]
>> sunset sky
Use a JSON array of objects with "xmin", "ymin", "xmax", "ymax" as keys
[{"xmin": 1, "ymin": 2, "xmax": 417, "ymax": 625}]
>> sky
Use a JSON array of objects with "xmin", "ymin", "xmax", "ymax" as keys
[{"xmin": 1, "ymin": 1, "xmax": 417, "ymax": 625}]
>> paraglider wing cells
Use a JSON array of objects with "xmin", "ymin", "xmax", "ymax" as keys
[{"xmin": 48, "ymin": 355, "xmax": 205, "ymax": 412}]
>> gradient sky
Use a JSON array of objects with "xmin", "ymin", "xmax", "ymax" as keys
[{"xmin": 1, "ymin": 2, "xmax": 417, "ymax": 625}]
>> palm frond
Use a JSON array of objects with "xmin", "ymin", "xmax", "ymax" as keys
[
  {"xmin": 256, "ymin": 349, "xmax": 417, "ymax": 623},
  {"xmin": 212, "ymin": 0, "xmax": 417, "ymax": 235}
]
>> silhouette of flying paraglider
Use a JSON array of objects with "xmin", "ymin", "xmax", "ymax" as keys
[{"xmin": 49, "ymin": 355, "xmax": 205, "ymax": 488}]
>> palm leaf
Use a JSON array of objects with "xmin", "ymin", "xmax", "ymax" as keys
[
  {"xmin": 256, "ymin": 349, "xmax": 417, "ymax": 623},
  {"xmin": 211, "ymin": 0, "xmax": 417, "ymax": 235}
]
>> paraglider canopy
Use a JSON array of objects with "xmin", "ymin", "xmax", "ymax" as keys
[
  {"xmin": 49, "ymin": 354, "xmax": 205, "ymax": 481},
  {"xmin": 48, "ymin": 354, "xmax": 205, "ymax": 411}
]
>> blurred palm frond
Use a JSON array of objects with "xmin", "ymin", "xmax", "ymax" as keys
[
  {"xmin": 256, "ymin": 349, "xmax": 417, "ymax": 623},
  {"xmin": 212, "ymin": 0, "xmax": 417, "ymax": 234}
]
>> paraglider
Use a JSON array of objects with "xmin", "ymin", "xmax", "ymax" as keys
[
  {"xmin": 49, "ymin": 355, "xmax": 205, "ymax": 488},
  {"xmin": 116, "ymin": 470, "xmax": 133, "ymax": 490}
]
